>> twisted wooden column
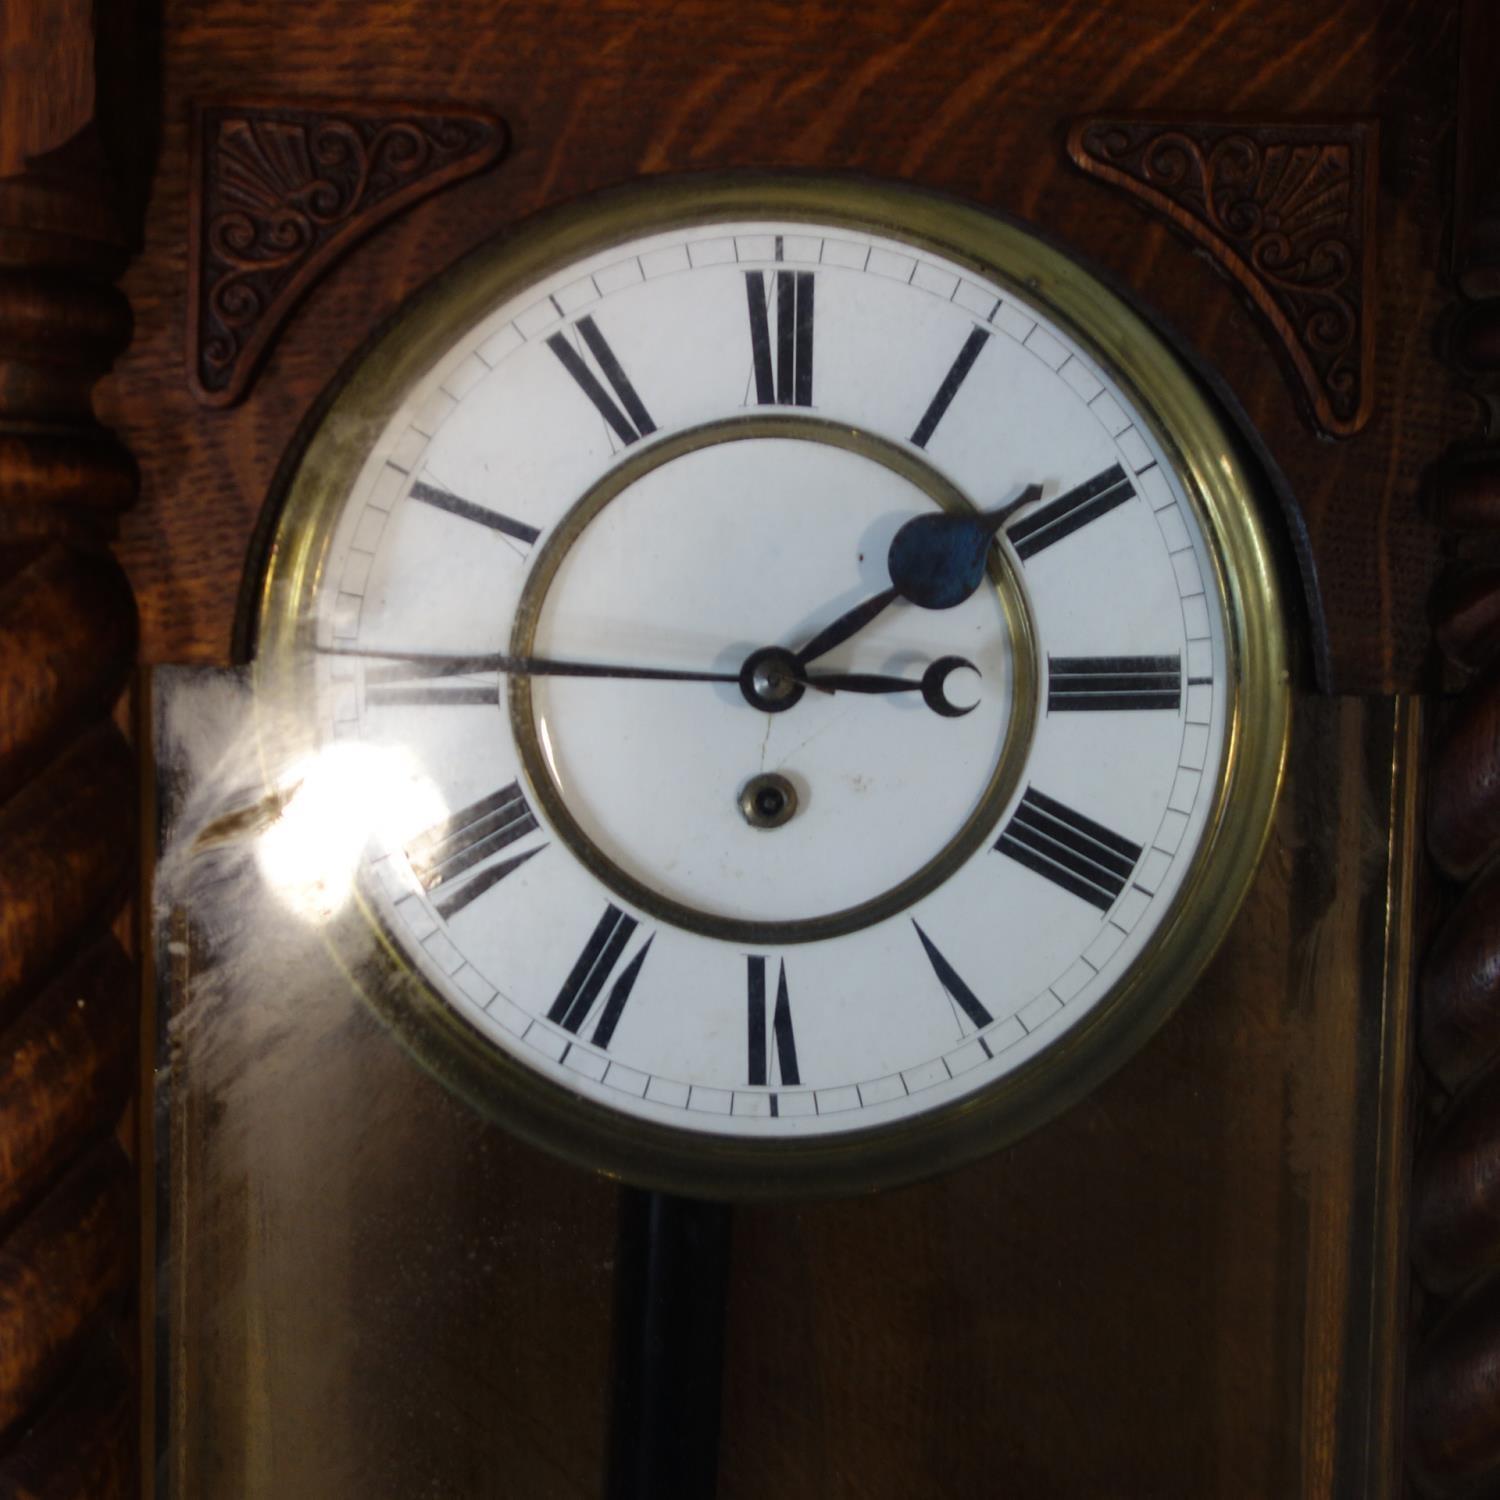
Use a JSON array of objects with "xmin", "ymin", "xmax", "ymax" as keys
[
  {"xmin": 0, "ymin": 6, "xmax": 149, "ymax": 1489},
  {"xmin": 1414, "ymin": 503, "xmax": 1500, "ymax": 1493},
  {"xmin": 1408, "ymin": 7, "xmax": 1500, "ymax": 1491}
]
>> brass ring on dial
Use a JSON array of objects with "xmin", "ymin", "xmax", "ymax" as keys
[{"xmin": 506, "ymin": 412, "xmax": 1039, "ymax": 947}]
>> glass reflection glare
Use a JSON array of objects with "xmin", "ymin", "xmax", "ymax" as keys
[{"xmin": 256, "ymin": 742, "xmax": 447, "ymax": 923}]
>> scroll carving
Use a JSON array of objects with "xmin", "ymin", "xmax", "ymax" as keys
[
  {"xmin": 188, "ymin": 101, "xmax": 506, "ymax": 407},
  {"xmin": 1067, "ymin": 117, "xmax": 1377, "ymax": 438}
]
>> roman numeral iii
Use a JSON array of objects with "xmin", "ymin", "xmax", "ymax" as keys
[
  {"xmin": 406, "ymin": 782, "xmax": 544, "ymax": 919},
  {"xmin": 549, "ymin": 904, "xmax": 653, "ymax": 1049},
  {"xmin": 546, "ymin": 315, "xmax": 657, "ymax": 445},
  {"xmin": 1008, "ymin": 464, "xmax": 1136, "ymax": 560},
  {"xmin": 1048, "ymin": 654, "xmax": 1182, "ymax": 712},
  {"xmin": 747, "ymin": 956, "xmax": 801, "ymax": 1088},
  {"xmin": 745, "ymin": 270, "xmax": 814, "ymax": 407},
  {"xmin": 995, "ymin": 787, "xmax": 1142, "ymax": 911}
]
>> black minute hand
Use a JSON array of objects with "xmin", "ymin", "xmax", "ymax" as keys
[
  {"xmin": 320, "ymin": 646, "xmax": 976, "ymax": 715},
  {"xmin": 324, "ymin": 646, "xmax": 741, "ymax": 686}
]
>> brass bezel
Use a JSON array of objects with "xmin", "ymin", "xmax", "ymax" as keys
[{"xmin": 253, "ymin": 173, "xmax": 1290, "ymax": 1199}]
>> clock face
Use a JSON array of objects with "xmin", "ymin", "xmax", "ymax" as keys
[{"xmin": 255, "ymin": 178, "xmax": 1287, "ymax": 1191}]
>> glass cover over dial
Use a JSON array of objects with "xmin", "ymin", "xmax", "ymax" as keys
[{"xmin": 256, "ymin": 183, "xmax": 1286, "ymax": 1186}]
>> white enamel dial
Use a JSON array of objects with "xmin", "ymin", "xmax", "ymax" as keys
[{"xmin": 288, "ymin": 208, "xmax": 1249, "ymax": 1148}]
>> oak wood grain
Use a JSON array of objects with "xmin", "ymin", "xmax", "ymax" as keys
[
  {"xmin": 1420, "ymin": 861, "xmax": 1500, "ymax": 1095},
  {"xmin": 102, "ymin": 0, "xmax": 1470, "ymax": 693},
  {"xmin": 0, "ymin": 1144, "xmax": 132, "ymax": 1439},
  {"xmin": 0, "ymin": 938, "xmax": 134, "ymax": 1228},
  {"xmin": 1428, "ymin": 668, "xmax": 1500, "ymax": 880},
  {"xmin": 1414, "ymin": 1060, "xmax": 1500, "ymax": 1296},
  {"xmin": 0, "ymin": 1336, "xmax": 134, "ymax": 1500},
  {"xmin": 0, "ymin": 1, "xmax": 153, "ymax": 1489},
  {"xmin": 0, "ymin": 725, "xmax": 133, "ymax": 1022},
  {"xmin": 0, "ymin": 545, "xmax": 136, "ymax": 803},
  {"xmin": 1407, "ymin": 8, "xmax": 1500, "ymax": 1489},
  {"xmin": 1410, "ymin": 1276, "xmax": 1500, "ymax": 1494}
]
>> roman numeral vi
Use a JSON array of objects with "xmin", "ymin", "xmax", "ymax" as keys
[{"xmin": 747, "ymin": 956, "xmax": 800, "ymax": 1089}]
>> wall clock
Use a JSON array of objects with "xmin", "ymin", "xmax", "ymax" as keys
[
  {"xmin": 250, "ymin": 174, "xmax": 1288, "ymax": 1194},
  {"xmin": 7, "ymin": 3, "xmax": 1478, "ymax": 1495}
]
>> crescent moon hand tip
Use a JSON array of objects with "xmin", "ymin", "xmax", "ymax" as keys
[{"xmin": 921, "ymin": 655, "xmax": 981, "ymax": 717}]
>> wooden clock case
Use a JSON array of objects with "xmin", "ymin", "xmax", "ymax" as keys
[{"xmin": 3, "ymin": 2, "xmax": 1498, "ymax": 1496}]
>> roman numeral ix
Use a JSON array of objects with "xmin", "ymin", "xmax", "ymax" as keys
[
  {"xmin": 745, "ymin": 270, "xmax": 814, "ymax": 407},
  {"xmin": 995, "ymin": 787, "xmax": 1142, "ymax": 912},
  {"xmin": 1048, "ymin": 654, "xmax": 1182, "ymax": 712},
  {"xmin": 364, "ymin": 654, "xmax": 497, "ymax": 709},
  {"xmin": 406, "ymin": 782, "xmax": 544, "ymax": 919},
  {"xmin": 1008, "ymin": 464, "xmax": 1136, "ymax": 560},
  {"xmin": 747, "ymin": 956, "xmax": 800, "ymax": 1094},
  {"xmin": 409, "ymin": 479, "xmax": 540, "ymax": 546},
  {"xmin": 549, "ymin": 904, "xmax": 652, "ymax": 1049},
  {"xmin": 546, "ymin": 315, "xmax": 657, "ymax": 445}
]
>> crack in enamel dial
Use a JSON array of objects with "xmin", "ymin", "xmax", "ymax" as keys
[{"xmin": 257, "ymin": 182, "xmax": 1287, "ymax": 1188}]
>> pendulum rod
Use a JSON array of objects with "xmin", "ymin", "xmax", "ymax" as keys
[{"xmin": 605, "ymin": 1189, "xmax": 733, "ymax": 1500}]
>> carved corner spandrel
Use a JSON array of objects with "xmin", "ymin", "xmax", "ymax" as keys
[
  {"xmin": 1067, "ymin": 116, "xmax": 1377, "ymax": 440},
  {"xmin": 187, "ymin": 100, "xmax": 508, "ymax": 409}
]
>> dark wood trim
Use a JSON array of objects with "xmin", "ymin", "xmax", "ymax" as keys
[
  {"xmin": 1411, "ymin": 2, "xmax": 1500, "ymax": 1492},
  {"xmin": 0, "ymin": 2, "xmax": 152, "ymax": 1491}
]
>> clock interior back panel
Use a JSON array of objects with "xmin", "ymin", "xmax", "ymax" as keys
[{"xmin": 119, "ymin": 1, "xmax": 1442, "ymax": 1495}]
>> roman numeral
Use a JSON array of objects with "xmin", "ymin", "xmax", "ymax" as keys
[
  {"xmin": 409, "ymin": 479, "xmax": 540, "ymax": 545},
  {"xmin": 745, "ymin": 270, "xmax": 814, "ymax": 407},
  {"xmin": 995, "ymin": 787, "xmax": 1141, "ymax": 912},
  {"xmin": 912, "ymin": 921, "xmax": 994, "ymax": 1030},
  {"xmin": 1008, "ymin": 464, "xmax": 1136, "ymax": 560},
  {"xmin": 546, "ymin": 315, "xmax": 657, "ymax": 445},
  {"xmin": 364, "ymin": 656, "xmax": 497, "ymax": 708},
  {"xmin": 549, "ymin": 904, "xmax": 652, "ymax": 1049},
  {"xmin": 910, "ymin": 326, "xmax": 990, "ymax": 447},
  {"xmin": 406, "ymin": 782, "xmax": 544, "ymax": 919},
  {"xmin": 365, "ymin": 683, "xmax": 497, "ymax": 707},
  {"xmin": 1048, "ymin": 654, "xmax": 1182, "ymax": 712},
  {"xmin": 747, "ymin": 956, "xmax": 800, "ymax": 1093}
]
